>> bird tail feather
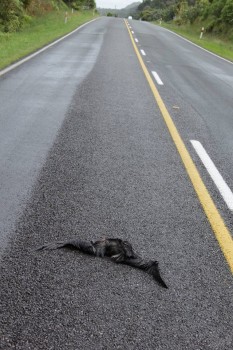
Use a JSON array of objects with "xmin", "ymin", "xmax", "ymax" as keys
[{"xmin": 147, "ymin": 261, "xmax": 168, "ymax": 289}]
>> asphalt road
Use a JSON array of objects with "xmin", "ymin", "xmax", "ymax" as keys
[
  {"xmin": 0, "ymin": 19, "xmax": 104, "ymax": 254},
  {"xmin": 0, "ymin": 18, "xmax": 232, "ymax": 350}
]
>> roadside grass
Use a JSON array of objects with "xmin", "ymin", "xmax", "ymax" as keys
[
  {"xmin": 0, "ymin": 10, "xmax": 98, "ymax": 70},
  {"xmin": 153, "ymin": 21, "xmax": 233, "ymax": 62}
]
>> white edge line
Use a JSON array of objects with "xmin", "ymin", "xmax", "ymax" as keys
[
  {"xmin": 151, "ymin": 71, "xmax": 164, "ymax": 85},
  {"xmin": 191, "ymin": 140, "xmax": 233, "ymax": 211},
  {"xmin": 156, "ymin": 25, "xmax": 233, "ymax": 66},
  {"xmin": 140, "ymin": 49, "xmax": 146, "ymax": 56},
  {"xmin": 0, "ymin": 18, "xmax": 99, "ymax": 77}
]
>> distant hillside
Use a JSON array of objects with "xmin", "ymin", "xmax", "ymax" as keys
[
  {"xmin": 118, "ymin": 2, "xmax": 141, "ymax": 18},
  {"xmin": 97, "ymin": 2, "xmax": 141, "ymax": 18},
  {"xmin": 97, "ymin": 8, "xmax": 118, "ymax": 16}
]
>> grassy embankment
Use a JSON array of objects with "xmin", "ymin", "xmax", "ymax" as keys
[
  {"xmin": 0, "ymin": 10, "xmax": 98, "ymax": 70},
  {"xmin": 154, "ymin": 21, "xmax": 233, "ymax": 62}
]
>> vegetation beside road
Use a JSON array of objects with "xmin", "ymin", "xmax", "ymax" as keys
[
  {"xmin": 0, "ymin": 0, "xmax": 97, "ymax": 70},
  {"xmin": 137, "ymin": 0, "xmax": 233, "ymax": 39},
  {"xmin": 135, "ymin": 0, "xmax": 233, "ymax": 62},
  {"xmin": 155, "ymin": 21, "xmax": 233, "ymax": 62}
]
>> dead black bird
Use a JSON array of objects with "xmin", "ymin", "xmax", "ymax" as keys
[{"xmin": 36, "ymin": 237, "xmax": 168, "ymax": 289}]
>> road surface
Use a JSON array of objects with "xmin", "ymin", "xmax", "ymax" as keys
[{"xmin": 0, "ymin": 17, "xmax": 232, "ymax": 350}]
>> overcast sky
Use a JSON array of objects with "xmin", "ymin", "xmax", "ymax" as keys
[{"xmin": 96, "ymin": 0, "xmax": 142, "ymax": 9}]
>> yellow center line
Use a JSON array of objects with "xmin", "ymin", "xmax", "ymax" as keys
[{"xmin": 124, "ymin": 20, "xmax": 233, "ymax": 274}]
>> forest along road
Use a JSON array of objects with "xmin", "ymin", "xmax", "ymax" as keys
[{"xmin": 0, "ymin": 17, "xmax": 232, "ymax": 350}]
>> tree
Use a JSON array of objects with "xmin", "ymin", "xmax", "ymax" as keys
[
  {"xmin": 221, "ymin": 0, "xmax": 233, "ymax": 23},
  {"xmin": 21, "ymin": 0, "xmax": 33, "ymax": 8},
  {"xmin": 0, "ymin": 0, "xmax": 24, "ymax": 32},
  {"xmin": 209, "ymin": 0, "xmax": 227, "ymax": 17},
  {"xmin": 136, "ymin": 0, "xmax": 232, "ymax": 35},
  {"xmin": 63, "ymin": 0, "xmax": 96, "ymax": 9}
]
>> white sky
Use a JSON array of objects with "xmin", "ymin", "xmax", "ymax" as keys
[{"xmin": 96, "ymin": 1, "xmax": 142, "ymax": 9}]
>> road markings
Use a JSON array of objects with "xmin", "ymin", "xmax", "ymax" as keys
[
  {"xmin": 125, "ymin": 19, "xmax": 233, "ymax": 274},
  {"xmin": 191, "ymin": 140, "xmax": 233, "ymax": 211},
  {"xmin": 0, "ymin": 18, "xmax": 99, "ymax": 77},
  {"xmin": 135, "ymin": 38, "xmax": 139, "ymax": 43},
  {"xmin": 131, "ymin": 31, "xmax": 134, "ymax": 34},
  {"xmin": 152, "ymin": 71, "xmax": 164, "ymax": 85},
  {"xmin": 140, "ymin": 49, "xmax": 146, "ymax": 56}
]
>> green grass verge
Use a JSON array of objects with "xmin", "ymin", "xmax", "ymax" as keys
[
  {"xmin": 0, "ymin": 10, "xmax": 99, "ymax": 70},
  {"xmin": 153, "ymin": 21, "xmax": 233, "ymax": 62}
]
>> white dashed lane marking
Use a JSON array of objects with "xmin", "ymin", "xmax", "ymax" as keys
[
  {"xmin": 151, "ymin": 71, "xmax": 164, "ymax": 85},
  {"xmin": 191, "ymin": 140, "xmax": 233, "ymax": 211}
]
